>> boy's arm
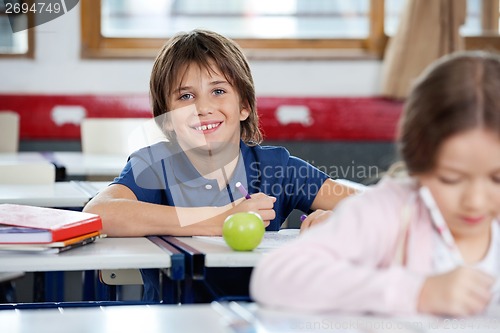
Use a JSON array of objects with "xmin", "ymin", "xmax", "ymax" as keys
[
  {"xmin": 83, "ymin": 184, "xmax": 275, "ymax": 237},
  {"xmin": 310, "ymin": 178, "xmax": 360, "ymax": 211}
]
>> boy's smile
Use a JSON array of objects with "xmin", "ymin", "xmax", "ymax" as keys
[{"xmin": 167, "ymin": 61, "xmax": 249, "ymax": 155}]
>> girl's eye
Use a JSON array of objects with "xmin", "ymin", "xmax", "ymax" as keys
[
  {"xmin": 438, "ymin": 176, "xmax": 461, "ymax": 185},
  {"xmin": 213, "ymin": 89, "xmax": 225, "ymax": 96},
  {"xmin": 179, "ymin": 93, "xmax": 193, "ymax": 101},
  {"xmin": 491, "ymin": 175, "xmax": 500, "ymax": 184}
]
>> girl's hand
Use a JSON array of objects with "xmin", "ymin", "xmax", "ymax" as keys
[
  {"xmin": 231, "ymin": 192, "xmax": 276, "ymax": 227},
  {"xmin": 418, "ymin": 267, "xmax": 494, "ymax": 317},
  {"xmin": 300, "ymin": 209, "xmax": 333, "ymax": 233}
]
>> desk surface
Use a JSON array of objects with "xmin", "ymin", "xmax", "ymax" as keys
[
  {"xmin": 0, "ymin": 152, "xmax": 47, "ymax": 164},
  {"xmin": 0, "ymin": 182, "xmax": 92, "ymax": 207},
  {"xmin": 0, "ymin": 237, "xmax": 172, "ymax": 273},
  {"xmin": 50, "ymin": 152, "xmax": 127, "ymax": 177},
  {"xmin": 0, "ymin": 181, "xmax": 110, "ymax": 208},
  {"xmin": 0, "ymin": 302, "xmax": 498, "ymax": 333},
  {"xmin": 171, "ymin": 230, "xmax": 299, "ymax": 267}
]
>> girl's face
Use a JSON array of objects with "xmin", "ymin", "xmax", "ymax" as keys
[
  {"xmin": 418, "ymin": 128, "xmax": 500, "ymax": 241},
  {"xmin": 166, "ymin": 61, "xmax": 249, "ymax": 154}
]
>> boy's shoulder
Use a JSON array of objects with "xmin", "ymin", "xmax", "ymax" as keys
[
  {"xmin": 242, "ymin": 142, "xmax": 290, "ymax": 157},
  {"xmin": 241, "ymin": 143, "xmax": 292, "ymax": 166}
]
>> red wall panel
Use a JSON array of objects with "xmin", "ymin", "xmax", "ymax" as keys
[{"xmin": 0, "ymin": 94, "xmax": 403, "ymax": 141}]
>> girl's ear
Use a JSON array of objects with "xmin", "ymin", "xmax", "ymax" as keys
[{"xmin": 239, "ymin": 106, "xmax": 250, "ymax": 121}]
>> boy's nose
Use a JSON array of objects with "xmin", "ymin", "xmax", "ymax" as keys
[{"xmin": 195, "ymin": 98, "xmax": 214, "ymax": 116}]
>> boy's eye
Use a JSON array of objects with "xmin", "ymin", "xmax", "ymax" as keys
[
  {"xmin": 213, "ymin": 89, "xmax": 225, "ymax": 96},
  {"xmin": 179, "ymin": 93, "xmax": 193, "ymax": 101}
]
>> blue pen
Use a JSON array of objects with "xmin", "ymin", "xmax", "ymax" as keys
[{"xmin": 235, "ymin": 182, "xmax": 251, "ymax": 200}]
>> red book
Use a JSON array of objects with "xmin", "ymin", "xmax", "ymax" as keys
[{"xmin": 0, "ymin": 204, "xmax": 102, "ymax": 244}]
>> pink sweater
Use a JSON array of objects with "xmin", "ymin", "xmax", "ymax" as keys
[{"xmin": 250, "ymin": 176, "xmax": 435, "ymax": 315}]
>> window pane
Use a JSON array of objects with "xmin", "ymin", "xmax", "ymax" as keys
[
  {"xmin": 384, "ymin": 0, "xmax": 401, "ymax": 36},
  {"xmin": 101, "ymin": 0, "xmax": 371, "ymax": 40},
  {"xmin": 384, "ymin": 0, "xmax": 484, "ymax": 36},
  {"xmin": 460, "ymin": 0, "xmax": 481, "ymax": 35},
  {"xmin": 0, "ymin": 15, "xmax": 28, "ymax": 54}
]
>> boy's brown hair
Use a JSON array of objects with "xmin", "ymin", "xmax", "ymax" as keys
[
  {"xmin": 398, "ymin": 51, "xmax": 500, "ymax": 174},
  {"xmin": 150, "ymin": 29, "xmax": 262, "ymax": 145}
]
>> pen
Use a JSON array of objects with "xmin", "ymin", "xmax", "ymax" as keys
[
  {"xmin": 300, "ymin": 214, "xmax": 307, "ymax": 222},
  {"xmin": 235, "ymin": 182, "xmax": 251, "ymax": 200},
  {"xmin": 419, "ymin": 186, "xmax": 464, "ymax": 264}
]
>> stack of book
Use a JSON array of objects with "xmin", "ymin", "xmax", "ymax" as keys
[{"xmin": 0, "ymin": 204, "xmax": 104, "ymax": 254}]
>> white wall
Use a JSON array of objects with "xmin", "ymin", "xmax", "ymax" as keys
[{"xmin": 0, "ymin": 4, "xmax": 383, "ymax": 97}]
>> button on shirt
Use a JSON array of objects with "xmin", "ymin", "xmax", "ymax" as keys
[{"xmin": 112, "ymin": 140, "xmax": 329, "ymax": 231}]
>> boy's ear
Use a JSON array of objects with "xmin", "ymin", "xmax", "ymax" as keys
[{"xmin": 239, "ymin": 106, "xmax": 250, "ymax": 121}]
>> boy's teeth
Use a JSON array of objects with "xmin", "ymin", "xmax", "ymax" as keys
[{"xmin": 196, "ymin": 123, "xmax": 219, "ymax": 131}]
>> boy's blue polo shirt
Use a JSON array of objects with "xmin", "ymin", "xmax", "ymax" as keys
[{"xmin": 112, "ymin": 140, "xmax": 329, "ymax": 231}]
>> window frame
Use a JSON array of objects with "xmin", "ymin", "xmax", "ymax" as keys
[
  {"xmin": 81, "ymin": 0, "xmax": 500, "ymax": 60},
  {"xmin": 81, "ymin": 0, "xmax": 388, "ymax": 60}
]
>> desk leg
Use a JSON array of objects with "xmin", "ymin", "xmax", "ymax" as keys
[
  {"xmin": 33, "ymin": 272, "xmax": 45, "ymax": 302},
  {"xmin": 44, "ymin": 272, "xmax": 64, "ymax": 302}
]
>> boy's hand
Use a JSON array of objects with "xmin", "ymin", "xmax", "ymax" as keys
[
  {"xmin": 232, "ymin": 192, "xmax": 276, "ymax": 227},
  {"xmin": 300, "ymin": 209, "xmax": 333, "ymax": 233},
  {"xmin": 418, "ymin": 267, "xmax": 494, "ymax": 317}
]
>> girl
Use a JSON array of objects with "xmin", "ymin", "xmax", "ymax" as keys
[
  {"xmin": 83, "ymin": 29, "xmax": 356, "ymax": 237},
  {"xmin": 250, "ymin": 51, "xmax": 500, "ymax": 317}
]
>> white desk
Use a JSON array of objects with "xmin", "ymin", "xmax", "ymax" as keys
[
  {"xmin": 0, "ymin": 152, "xmax": 47, "ymax": 163},
  {"xmin": 0, "ymin": 302, "xmax": 498, "ymax": 333},
  {"xmin": 0, "ymin": 238, "xmax": 172, "ymax": 273},
  {"xmin": 0, "ymin": 182, "xmax": 91, "ymax": 207},
  {"xmin": 162, "ymin": 231, "xmax": 299, "ymax": 302},
  {"xmin": 0, "ymin": 304, "xmax": 229, "ymax": 333},
  {"xmin": 49, "ymin": 152, "xmax": 127, "ymax": 178},
  {"xmin": 0, "ymin": 181, "xmax": 110, "ymax": 208},
  {"xmin": 169, "ymin": 230, "xmax": 299, "ymax": 268}
]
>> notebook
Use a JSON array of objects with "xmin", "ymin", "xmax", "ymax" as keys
[{"xmin": 0, "ymin": 204, "xmax": 102, "ymax": 243}]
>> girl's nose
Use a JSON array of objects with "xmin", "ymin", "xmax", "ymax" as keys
[{"xmin": 462, "ymin": 181, "xmax": 488, "ymax": 211}]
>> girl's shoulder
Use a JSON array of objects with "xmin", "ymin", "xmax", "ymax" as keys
[{"xmin": 339, "ymin": 175, "xmax": 418, "ymax": 215}]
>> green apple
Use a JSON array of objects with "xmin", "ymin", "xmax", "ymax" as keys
[{"xmin": 223, "ymin": 212, "xmax": 265, "ymax": 251}]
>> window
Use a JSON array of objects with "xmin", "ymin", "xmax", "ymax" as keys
[
  {"xmin": 82, "ymin": 0, "xmax": 387, "ymax": 59},
  {"xmin": 82, "ymin": 0, "xmax": 500, "ymax": 60},
  {"xmin": 0, "ymin": 0, "xmax": 34, "ymax": 57}
]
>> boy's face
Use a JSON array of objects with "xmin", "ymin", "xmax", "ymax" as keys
[
  {"xmin": 166, "ymin": 61, "xmax": 249, "ymax": 154},
  {"xmin": 417, "ymin": 128, "xmax": 500, "ymax": 242}
]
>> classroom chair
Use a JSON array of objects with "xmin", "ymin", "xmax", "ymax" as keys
[
  {"xmin": 0, "ymin": 162, "xmax": 56, "ymax": 184},
  {"xmin": 81, "ymin": 118, "xmax": 167, "ymax": 156},
  {"xmin": 0, "ymin": 111, "xmax": 20, "ymax": 153},
  {"xmin": 99, "ymin": 269, "xmax": 144, "ymax": 301}
]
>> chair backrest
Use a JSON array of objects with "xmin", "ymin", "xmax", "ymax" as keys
[
  {"xmin": 0, "ymin": 162, "xmax": 56, "ymax": 184},
  {"xmin": 81, "ymin": 118, "xmax": 167, "ymax": 156},
  {"xmin": 0, "ymin": 111, "xmax": 20, "ymax": 152}
]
